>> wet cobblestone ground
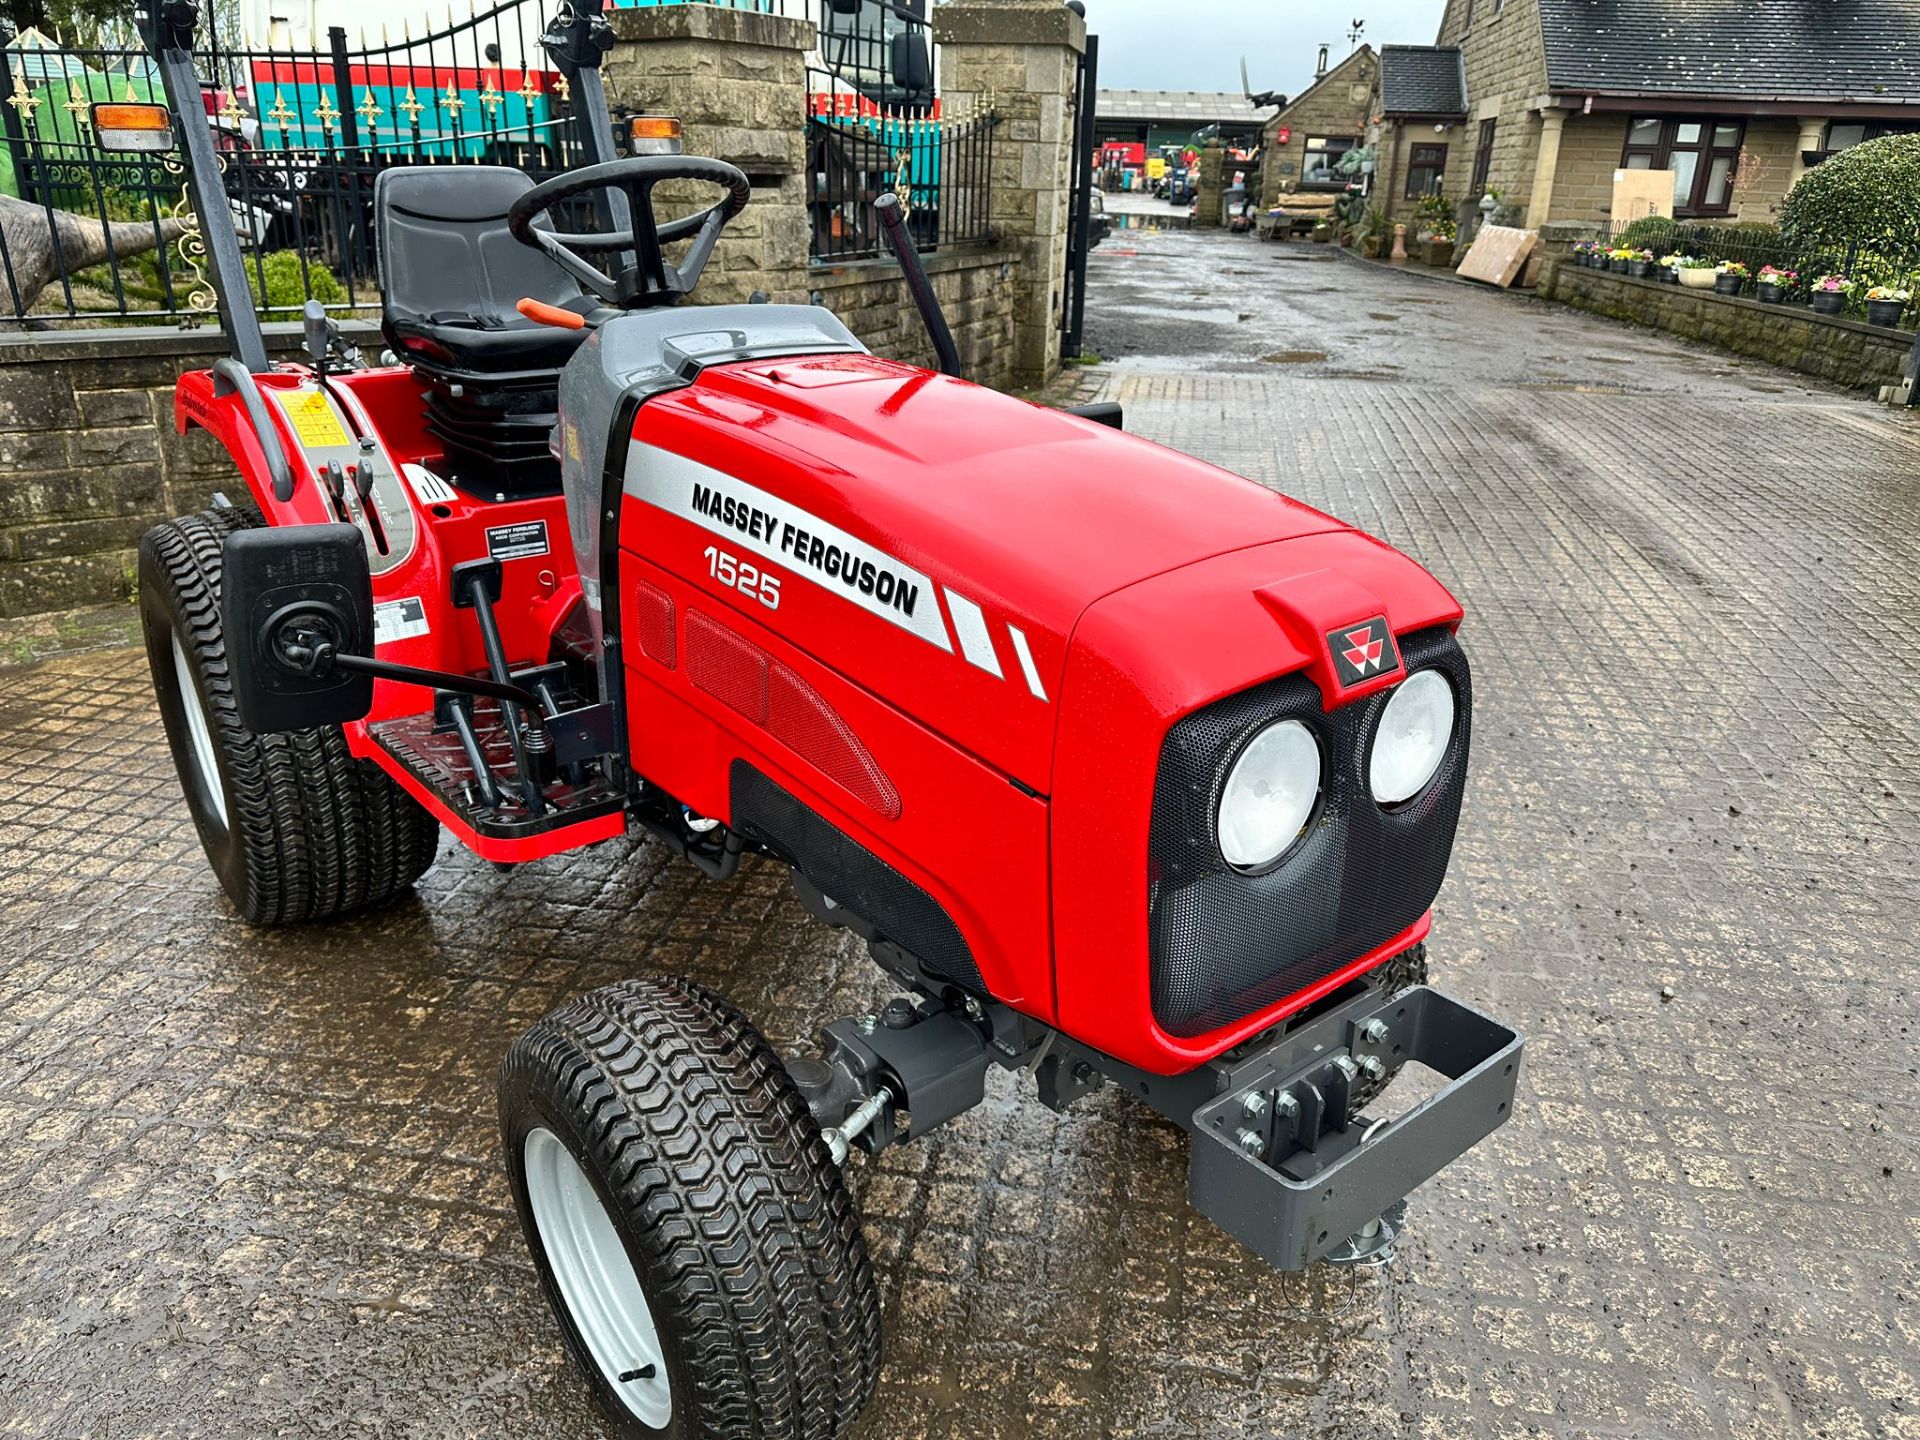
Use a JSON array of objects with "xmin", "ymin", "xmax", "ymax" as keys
[{"xmin": 5, "ymin": 226, "xmax": 1919, "ymax": 1439}]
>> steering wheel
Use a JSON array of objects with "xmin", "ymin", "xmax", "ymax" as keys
[{"xmin": 507, "ymin": 156, "xmax": 751, "ymax": 308}]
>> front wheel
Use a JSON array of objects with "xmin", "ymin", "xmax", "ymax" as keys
[{"xmin": 500, "ymin": 976, "xmax": 882, "ymax": 1440}]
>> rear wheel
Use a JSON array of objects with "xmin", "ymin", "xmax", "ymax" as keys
[
  {"xmin": 500, "ymin": 976, "xmax": 883, "ymax": 1440},
  {"xmin": 1351, "ymin": 942, "xmax": 1428, "ymax": 1111},
  {"xmin": 139, "ymin": 506, "xmax": 439, "ymax": 926}
]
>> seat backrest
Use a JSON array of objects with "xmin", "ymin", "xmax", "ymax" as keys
[{"xmin": 374, "ymin": 165, "xmax": 582, "ymax": 330}]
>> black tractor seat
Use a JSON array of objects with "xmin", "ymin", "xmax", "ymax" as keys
[
  {"xmin": 374, "ymin": 164, "xmax": 596, "ymax": 497},
  {"xmin": 375, "ymin": 164, "xmax": 594, "ymax": 383}
]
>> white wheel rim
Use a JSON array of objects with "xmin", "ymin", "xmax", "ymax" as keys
[
  {"xmin": 171, "ymin": 631, "xmax": 228, "ymax": 829},
  {"xmin": 522, "ymin": 1127, "xmax": 672, "ymax": 1429}
]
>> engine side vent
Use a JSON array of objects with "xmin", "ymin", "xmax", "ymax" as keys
[
  {"xmin": 686, "ymin": 610, "xmax": 901, "ymax": 820},
  {"xmin": 629, "ymin": 578, "xmax": 677, "ymax": 669}
]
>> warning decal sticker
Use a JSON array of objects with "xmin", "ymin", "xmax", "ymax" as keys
[
  {"xmin": 373, "ymin": 596, "xmax": 430, "ymax": 646},
  {"xmin": 273, "ymin": 387, "xmax": 351, "ymax": 450}
]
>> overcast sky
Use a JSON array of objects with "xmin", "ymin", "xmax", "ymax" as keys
[{"xmin": 1081, "ymin": 0, "xmax": 1446, "ymax": 98}]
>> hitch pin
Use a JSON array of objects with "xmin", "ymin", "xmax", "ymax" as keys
[{"xmin": 823, "ymin": 1086, "xmax": 894, "ymax": 1165}]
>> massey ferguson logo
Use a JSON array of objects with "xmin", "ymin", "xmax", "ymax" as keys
[{"xmin": 1328, "ymin": 617, "xmax": 1400, "ymax": 687}]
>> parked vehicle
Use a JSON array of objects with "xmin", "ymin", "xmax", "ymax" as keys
[{"xmin": 125, "ymin": 2, "xmax": 1522, "ymax": 1435}]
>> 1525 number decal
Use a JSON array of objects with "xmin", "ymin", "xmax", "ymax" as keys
[{"xmin": 703, "ymin": 546, "xmax": 781, "ymax": 610}]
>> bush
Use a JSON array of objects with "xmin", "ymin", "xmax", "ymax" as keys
[
  {"xmin": 245, "ymin": 250, "xmax": 347, "ymax": 315},
  {"xmin": 1682, "ymin": 220, "xmax": 1795, "ymax": 270},
  {"xmin": 1781, "ymin": 132, "xmax": 1920, "ymax": 257},
  {"xmin": 1618, "ymin": 215, "xmax": 1676, "ymax": 250}
]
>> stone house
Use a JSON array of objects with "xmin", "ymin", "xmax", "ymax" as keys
[
  {"xmin": 1362, "ymin": 0, "xmax": 1920, "ymax": 229},
  {"xmin": 1259, "ymin": 46, "xmax": 1378, "ymax": 209}
]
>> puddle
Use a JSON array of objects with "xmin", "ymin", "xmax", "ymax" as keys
[
  {"xmin": 1263, "ymin": 350, "xmax": 1328, "ymax": 364},
  {"xmin": 1367, "ymin": 312, "xmax": 1400, "ymax": 322},
  {"xmin": 1517, "ymin": 382, "xmax": 1631, "ymax": 394}
]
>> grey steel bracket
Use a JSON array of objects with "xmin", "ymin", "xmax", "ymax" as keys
[{"xmin": 1188, "ymin": 985, "xmax": 1522, "ymax": 1271}]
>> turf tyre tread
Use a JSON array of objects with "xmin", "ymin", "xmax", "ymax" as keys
[
  {"xmin": 138, "ymin": 506, "xmax": 438, "ymax": 925},
  {"xmin": 500, "ymin": 976, "xmax": 883, "ymax": 1440}
]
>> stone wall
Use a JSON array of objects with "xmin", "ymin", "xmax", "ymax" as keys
[
  {"xmin": 1542, "ymin": 258, "xmax": 1914, "ymax": 391},
  {"xmin": 0, "ymin": 323, "xmax": 379, "ymax": 619},
  {"xmin": 810, "ymin": 246, "xmax": 1019, "ymax": 391},
  {"xmin": 601, "ymin": 5, "xmax": 815, "ymax": 306},
  {"xmin": 1261, "ymin": 48, "xmax": 1377, "ymax": 210},
  {"xmin": 1434, "ymin": 0, "xmax": 1548, "ymax": 218}
]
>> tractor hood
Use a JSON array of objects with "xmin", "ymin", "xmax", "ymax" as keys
[{"xmin": 625, "ymin": 352, "xmax": 1379, "ymax": 790}]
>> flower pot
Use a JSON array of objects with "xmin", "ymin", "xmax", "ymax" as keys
[
  {"xmin": 1757, "ymin": 282, "xmax": 1786, "ymax": 304},
  {"xmin": 1678, "ymin": 268, "xmax": 1718, "ymax": 289},
  {"xmin": 1360, "ymin": 234, "xmax": 1383, "ymax": 258},
  {"xmin": 1810, "ymin": 291, "xmax": 1846, "ymax": 315},
  {"xmin": 1423, "ymin": 239, "xmax": 1455, "ymax": 267},
  {"xmin": 1628, "ymin": 260, "xmax": 1652, "ymax": 278},
  {"xmin": 1610, "ymin": 257, "xmax": 1629, "ymax": 273},
  {"xmin": 1664, "ymin": 267, "xmax": 1681, "ymax": 284},
  {"xmin": 1714, "ymin": 274, "xmax": 1743, "ymax": 295},
  {"xmin": 1867, "ymin": 298, "xmax": 1905, "ymax": 327}
]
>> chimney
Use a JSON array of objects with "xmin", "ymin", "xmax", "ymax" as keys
[{"xmin": 1316, "ymin": 45, "xmax": 1330, "ymax": 79}]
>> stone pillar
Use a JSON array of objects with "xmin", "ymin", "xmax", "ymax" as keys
[
  {"xmin": 602, "ymin": 6, "xmax": 815, "ymax": 305},
  {"xmin": 934, "ymin": 0, "xmax": 1085, "ymax": 389},
  {"xmin": 1193, "ymin": 144, "xmax": 1226, "ymax": 228},
  {"xmin": 1790, "ymin": 117, "xmax": 1828, "ymax": 190},
  {"xmin": 1525, "ymin": 108, "xmax": 1567, "ymax": 228}
]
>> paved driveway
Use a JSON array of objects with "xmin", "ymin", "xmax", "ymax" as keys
[{"xmin": 4, "ymin": 228, "xmax": 1918, "ymax": 1440}]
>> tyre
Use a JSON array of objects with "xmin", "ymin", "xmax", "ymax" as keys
[
  {"xmin": 1351, "ymin": 942, "xmax": 1428, "ymax": 1112},
  {"xmin": 500, "ymin": 976, "xmax": 883, "ymax": 1440},
  {"xmin": 138, "ymin": 506, "xmax": 439, "ymax": 926}
]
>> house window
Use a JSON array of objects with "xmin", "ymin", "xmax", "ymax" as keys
[
  {"xmin": 1469, "ymin": 118, "xmax": 1496, "ymax": 197},
  {"xmin": 1406, "ymin": 142, "xmax": 1449, "ymax": 198},
  {"xmin": 1620, "ymin": 117, "xmax": 1744, "ymax": 215},
  {"xmin": 1825, "ymin": 121, "xmax": 1918, "ymax": 156},
  {"xmin": 1302, "ymin": 135, "xmax": 1359, "ymax": 189}
]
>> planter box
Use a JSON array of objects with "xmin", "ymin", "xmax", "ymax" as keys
[
  {"xmin": 1423, "ymin": 238, "xmax": 1455, "ymax": 267},
  {"xmin": 1360, "ymin": 235, "xmax": 1383, "ymax": 258},
  {"xmin": 1866, "ymin": 298, "xmax": 1906, "ymax": 328},
  {"xmin": 1811, "ymin": 292, "xmax": 1847, "ymax": 315},
  {"xmin": 1678, "ymin": 268, "xmax": 1718, "ymax": 289}
]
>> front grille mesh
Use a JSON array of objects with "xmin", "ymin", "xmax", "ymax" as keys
[{"xmin": 1147, "ymin": 627, "xmax": 1471, "ymax": 1037}]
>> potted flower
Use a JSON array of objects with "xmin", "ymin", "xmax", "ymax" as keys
[
  {"xmin": 1627, "ymin": 248, "xmax": 1656, "ymax": 279},
  {"xmin": 1809, "ymin": 274, "xmax": 1852, "ymax": 315},
  {"xmin": 1609, "ymin": 246, "xmax": 1634, "ymax": 274},
  {"xmin": 1660, "ymin": 252, "xmax": 1686, "ymax": 284},
  {"xmin": 1571, "ymin": 239, "xmax": 1597, "ymax": 267},
  {"xmin": 1714, "ymin": 260, "xmax": 1750, "ymax": 296},
  {"xmin": 1677, "ymin": 256, "xmax": 1719, "ymax": 289},
  {"xmin": 1865, "ymin": 285, "xmax": 1910, "ymax": 327},
  {"xmin": 1756, "ymin": 265, "xmax": 1798, "ymax": 303}
]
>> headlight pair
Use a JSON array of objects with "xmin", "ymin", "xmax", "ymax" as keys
[{"xmin": 1216, "ymin": 667, "xmax": 1457, "ymax": 871}]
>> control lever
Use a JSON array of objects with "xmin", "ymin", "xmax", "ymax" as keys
[
  {"xmin": 352, "ymin": 438, "xmax": 389, "ymax": 554},
  {"xmin": 321, "ymin": 460, "xmax": 349, "ymax": 522}
]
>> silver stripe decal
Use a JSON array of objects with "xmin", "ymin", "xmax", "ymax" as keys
[
  {"xmin": 944, "ymin": 589, "xmax": 1003, "ymax": 678},
  {"xmin": 1008, "ymin": 625, "xmax": 1047, "ymax": 701},
  {"xmin": 626, "ymin": 446, "xmax": 953, "ymax": 652}
]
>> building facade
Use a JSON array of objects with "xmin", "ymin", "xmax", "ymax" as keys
[
  {"xmin": 1362, "ymin": 0, "xmax": 1920, "ymax": 229},
  {"xmin": 1260, "ymin": 46, "xmax": 1378, "ymax": 208}
]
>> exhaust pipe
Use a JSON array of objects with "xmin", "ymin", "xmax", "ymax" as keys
[{"xmin": 874, "ymin": 193, "xmax": 963, "ymax": 378}]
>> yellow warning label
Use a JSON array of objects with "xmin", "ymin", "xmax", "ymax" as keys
[{"xmin": 274, "ymin": 387, "xmax": 350, "ymax": 450}]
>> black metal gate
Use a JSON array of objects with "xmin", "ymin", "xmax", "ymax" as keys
[
  {"xmin": 0, "ymin": 0, "xmax": 587, "ymax": 324},
  {"xmin": 1059, "ymin": 29, "xmax": 1097, "ymax": 359}
]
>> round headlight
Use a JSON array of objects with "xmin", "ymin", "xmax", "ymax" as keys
[
  {"xmin": 1370, "ymin": 668, "xmax": 1456, "ymax": 805},
  {"xmin": 1217, "ymin": 719, "xmax": 1320, "ymax": 870}
]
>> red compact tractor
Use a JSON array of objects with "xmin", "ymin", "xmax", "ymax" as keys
[{"xmin": 126, "ymin": 1, "xmax": 1520, "ymax": 1434}]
